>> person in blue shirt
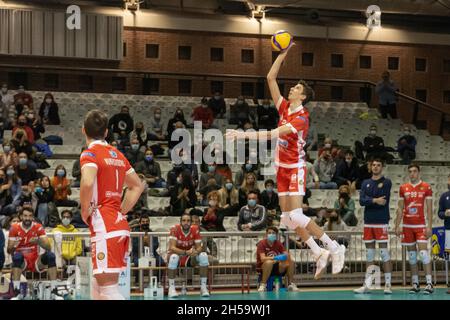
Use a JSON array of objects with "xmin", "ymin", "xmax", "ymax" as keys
[
  {"xmin": 437, "ymin": 174, "xmax": 450, "ymax": 294},
  {"xmin": 354, "ymin": 159, "xmax": 393, "ymax": 295}
]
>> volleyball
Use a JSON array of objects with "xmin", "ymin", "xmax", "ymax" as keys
[{"xmin": 271, "ymin": 30, "xmax": 293, "ymax": 51}]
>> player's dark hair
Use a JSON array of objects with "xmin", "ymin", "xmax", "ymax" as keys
[
  {"xmin": 180, "ymin": 213, "xmax": 191, "ymax": 222},
  {"xmin": 83, "ymin": 109, "xmax": 108, "ymax": 140},
  {"xmin": 372, "ymin": 158, "xmax": 384, "ymax": 167},
  {"xmin": 19, "ymin": 207, "xmax": 34, "ymax": 216},
  {"xmin": 61, "ymin": 209, "xmax": 73, "ymax": 218},
  {"xmin": 266, "ymin": 226, "xmax": 279, "ymax": 234},
  {"xmin": 298, "ymin": 80, "xmax": 315, "ymax": 105},
  {"xmin": 408, "ymin": 163, "xmax": 420, "ymax": 172},
  {"xmin": 264, "ymin": 179, "xmax": 275, "ymax": 187},
  {"xmin": 247, "ymin": 190, "xmax": 260, "ymax": 198},
  {"xmin": 139, "ymin": 213, "xmax": 149, "ymax": 222}
]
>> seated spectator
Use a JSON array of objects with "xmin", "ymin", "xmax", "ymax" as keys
[
  {"xmin": 256, "ymin": 227, "xmax": 299, "ymax": 292},
  {"xmin": 12, "ymin": 115, "xmax": 34, "ymax": 144},
  {"xmin": 237, "ymin": 190, "xmax": 267, "ymax": 231},
  {"xmin": 125, "ymin": 136, "xmax": 145, "ymax": 167},
  {"xmin": 1, "ymin": 166, "xmax": 22, "ymax": 216},
  {"xmin": 38, "ymin": 93, "xmax": 60, "ymax": 125},
  {"xmin": 199, "ymin": 163, "xmax": 223, "ymax": 190},
  {"xmin": 362, "ymin": 124, "xmax": 393, "ymax": 163},
  {"xmin": 130, "ymin": 122, "xmax": 148, "ymax": 148},
  {"xmin": 355, "ymin": 158, "xmax": 373, "ymax": 190},
  {"xmin": 397, "ymin": 125, "xmax": 416, "ymax": 165},
  {"xmin": 108, "ymin": 105, "xmax": 134, "ymax": 137},
  {"xmin": 10, "ymin": 130, "xmax": 33, "ymax": 159},
  {"xmin": 0, "ymin": 141, "xmax": 14, "ymax": 168},
  {"xmin": 26, "ymin": 110, "xmax": 45, "ymax": 142},
  {"xmin": 199, "ymin": 177, "xmax": 221, "ymax": 205},
  {"xmin": 167, "ymin": 108, "xmax": 187, "ymax": 140},
  {"xmin": 13, "ymin": 85, "xmax": 33, "ymax": 109},
  {"xmin": 0, "ymin": 84, "xmax": 14, "ymax": 109},
  {"xmin": 238, "ymin": 172, "xmax": 259, "ymax": 208},
  {"xmin": 131, "ymin": 214, "xmax": 165, "ymax": 267},
  {"xmin": 260, "ymin": 179, "xmax": 281, "ymax": 226},
  {"xmin": 323, "ymin": 210, "xmax": 350, "ymax": 247},
  {"xmin": 192, "ymin": 97, "xmax": 215, "ymax": 129},
  {"xmin": 169, "ymin": 171, "xmax": 197, "ymax": 216},
  {"xmin": 257, "ymin": 99, "xmax": 278, "ymax": 130},
  {"xmin": 35, "ymin": 176, "xmax": 55, "ymax": 226},
  {"xmin": 167, "ymin": 213, "xmax": 210, "ymax": 298},
  {"xmin": 191, "ymin": 213, "xmax": 218, "ymax": 259},
  {"xmin": 51, "ymin": 165, "xmax": 78, "ymax": 207},
  {"xmin": 166, "ymin": 152, "xmax": 199, "ymax": 189},
  {"xmin": 305, "ymin": 122, "xmax": 318, "ymax": 151},
  {"xmin": 208, "ymin": 91, "xmax": 226, "ymax": 119},
  {"xmin": 148, "ymin": 107, "xmax": 167, "ymax": 141},
  {"xmin": 16, "ymin": 152, "xmax": 37, "ymax": 185},
  {"xmin": 2, "ymin": 214, "xmax": 20, "ymax": 268},
  {"xmin": 135, "ymin": 149, "xmax": 165, "ymax": 188},
  {"xmin": 218, "ymin": 178, "xmax": 240, "ymax": 216},
  {"xmin": 116, "ymin": 130, "xmax": 131, "ymax": 153},
  {"xmin": 235, "ymin": 161, "xmax": 261, "ymax": 187},
  {"xmin": 229, "ymin": 96, "xmax": 250, "ymax": 125},
  {"xmin": 51, "ymin": 209, "xmax": 83, "ymax": 265},
  {"xmin": 333, "ymin": 185, "xmax": 358, "ymax": 226},
  {"xmin": 334, "ymin": 150, "xmax": 359, "ymax": 191},
  {"xmin": 305, "ymin": 158, "xmax": 320, "ymax": 190},
  {"xmin": 313, "ymin": 147, "xmax": 338, "ymax": 189},
  {"xmin": 201, "ymin": 191, "xmax": 225, "ymax": 231},
  {"xmin": 71, "ymin": 148, "xmax": 83, "ymax": 188}
]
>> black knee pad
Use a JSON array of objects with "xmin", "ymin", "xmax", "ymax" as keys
[
  {"xmin": 12, "ymin": 252, "xmax": 24, "ymax": 268},
  {"xmin": 41, "ymin": 252, "xmax": 56, "ymax": 268}
]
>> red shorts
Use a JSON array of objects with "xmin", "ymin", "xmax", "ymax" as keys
[
  {"xmin": 401, "ymin": 226, "xmax": 427, "ymax": 245},
  {"xmin": 363, "ymin": 224, "xmax": 389, "ymax": 243},
  {"xmin": 91, "ymin": 233, "xmax": 130, "ymax": 275},
  {"xmin": 21, "ymin": 252, "xmax": 40, "ymax": 273},
  {"xmin": 276, "ymin": 166, "xmax": 306, "ymax": 196}
]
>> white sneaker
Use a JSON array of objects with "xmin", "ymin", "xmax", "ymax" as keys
[
  {"xmin": 314, "ymin": 249, "xmax": 330, "ymax": 280},
  {"xmin": 330, "ymin": 242, "xmax": 346, "ymax": 274},
  {"xmin": 287, "ymin": 283, "xmax": 300, "ymax": 292},
  {"xmin": 384, "ymin": 283, "xmax": 392, "ymax": 294},
  {"xmin": 257, "ymin": 284, "xmax": 266, "ymax": 292},
  {"xmin": 354, "ymin": 285, "xmax": 371, "ymax": 294},
  {"xmin": 200, "ymin": 286, "xmax": 210, "ymax": 297},
  {"xmin": 168, "ymin": 286, "xmax": 179, "ymax": 298}
]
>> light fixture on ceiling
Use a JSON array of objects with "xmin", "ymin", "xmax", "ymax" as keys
[
  {"xmin": 252, "ymin": 5, "xmax": 265, "ymax": 20},
  {"xmin": 366, "ymin": 5, "xmax": 382, "ymax": 29},
  {"xmin": 124, "ymin": 0, "xmax": 143, "ymax": 11}
]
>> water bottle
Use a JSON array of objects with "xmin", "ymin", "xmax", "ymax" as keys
[
  {"xmin": 274, "ymin": 278, "xmax": 280, "ymax": 292},
  {"xmin": 181, "ymin": 282, "xmax": 187, "ymax": 296}
]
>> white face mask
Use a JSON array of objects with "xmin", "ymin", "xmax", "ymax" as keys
[
  {"xmin": 324, "ymin": 143, "xmax": 331, "ymax": 148},
  {"xmin": 209, "ymin": 200, "xmax": 217, "ymax": 207},
  {"xmin": 62, "ymin": 218, "xmax": 71, "ymax": 226},
  {"xmin": 45, "ymin": 98, "xmax": 52, "ymax": 104}
]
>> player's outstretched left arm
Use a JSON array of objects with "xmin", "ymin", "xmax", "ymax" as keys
[{"xmin": 121, "ymin": 171, "xmax": 145, "ymax": 215}]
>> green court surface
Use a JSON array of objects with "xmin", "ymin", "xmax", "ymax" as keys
[{"xmin": 131, "ymin": 287, "xmax": 450, "ymax": 300}]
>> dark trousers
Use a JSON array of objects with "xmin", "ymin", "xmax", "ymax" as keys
[{"xmin": 379, "ymin": 103, "xmax": 397, "ymax": 119}]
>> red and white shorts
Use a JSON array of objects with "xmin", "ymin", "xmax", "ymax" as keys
[
  {"xmin": 20, "ymin": 252, "xmax": 41, "ymax": 273},
  {"xmin": 363, "ymin": 224, "xmax": 389, "ymax": 243},
  {"xmin": 401, "ymin": 226, "xmax": 427, "ymax": 246},
  {"xmin": 91, "ymin": 230, "xmax": 130, "ymax": 275},
  {"xmin": 276, "ymin": 166, "xmax": 306, "ymax": 196}
]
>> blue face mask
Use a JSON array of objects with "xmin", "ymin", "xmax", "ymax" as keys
[
  {"xmin": 57, "ymin": 170, "xmax": 65, "ymax": 177},
  {"xmin": 208, "ymin": 166, "xmax": 215, "ymax": 173},
  {"xmin": 266, "ymin": 186, "xmax": 273, "ymax": 193},
  {"xmin": 245, "ymin": 164, "xmax": 253, "ymax": 171},
  {"xmin": 225, "ymin": 183, "xmax": 233, "ymax": 190},
  {"xmin": 35, "ymin": 186, "xmax": 43, "ymax": 193},
  {"xmin": 145, "ymin": 155, "xmax": 153, "ymax": 162},
  {"xmin": 267, "ymin": 234, "xmax": 277, "ymax": 242},
  {"xmin": 19, "ymin": 158, "xmax": 27, "ymax": 166},
  {"xmin": 248, "ymin": 199, "xmax": 257, "ymax": 207}
]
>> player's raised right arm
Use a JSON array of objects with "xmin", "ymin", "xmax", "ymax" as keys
[{"xmin": 267, "ymin": 46, "xmax": 292, "ymax": 110}]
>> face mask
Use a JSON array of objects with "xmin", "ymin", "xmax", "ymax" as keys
[
  {"xmin": 45, "ymin": 98, "xmax": 52, "ymax": 104},
  {"xmin": 267, "ymin": 234, "xmax": 277, "ymax": 242},
  {"xmin": 62, "ymin": 218, "xmax": 71, "ymax": 226},
  {"xmin": 35, "ymin": 186, "xmax": 43, "ymax": 193},
  {"xmin": 57, "ymin": 169, "xmax": 65, "ymax": 177},
  {"xmin": 345, "ymin": 159, "xmax": 352, "ymax": 165},
  {"xmin": 266, "ymin": 186, "xmax": 273, "ymax": 193},
  {"xmin": 131, "ymin": 144, "xmax": 139, "ymax": 151},
  {"xmin": 154, "ymin": 114, "xmax": 161, "ymax": 120},
  {"xmin": 245, "ymin": 164, "xmax": 253, "ymax": 171},
  {"xmin": 225, "ymin": 183, "xmax": 233, "ymax": 190},
  {"xmin": 209, "ymin": 200, "xmax": 217, "ymax": 207},
  {"xmin": 202, "ymin": 104, "xmax": 208, "ymax": 109},
  {"xmin": 370, "ymin": 130, "xmax": 377, "ymax": 135},
  {"xmin": 214, "ymin": 95, "xmax": 221, "ymax": 100},
  {"xmin": 19, "ymin": 158, "xmax": 27, "ymax": 166},
  {"xmin": 248, "ymin": 199, "xmax": 257, "ymax": 207},
  {"xmin": 324, "ymin": 143, "xmax": 331, "ymax": 148},
  {"xmin": 7, "ymin": 169, "xmax": 14, "ymax": 176},
  {"xmin": 3, "ymin": 145, "xmax": 10, "ymax": 153},
  {"xmin": 208, "ymin": 166, "xmax": 215, "ymax": 173},
  {"xmin": 145, "ymin": 155, "xmax": 153, "ymax": 162}
]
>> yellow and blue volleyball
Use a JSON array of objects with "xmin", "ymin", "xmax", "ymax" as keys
[{"xmin": 271, "ymin": 30, "xmax": 293, "ymax": 51}]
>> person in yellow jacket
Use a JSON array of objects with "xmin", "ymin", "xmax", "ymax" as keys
[{"xmin": 52, "ymin": 210, "xmax": 83, "ymax": 265}]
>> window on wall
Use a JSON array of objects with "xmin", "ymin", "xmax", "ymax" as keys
[
  {"xmin": 331, "ymin": 54, "xmax": 343, "ymax": 68},
  {"xmin": 302, "ymin": 52, "xmax": 314, "ymax": 66},
  {"xmin": 44, "ymin": 74, "xmax": 59, "ymax": 89},
  {"xmin": 241, "ymin": 49, "xmax": 254, "ymax": 63},
  {"xmin": 210, "ymin": 47, "xmax": 224, "ymax": 62},
  {"xmin": 211, "ymin": 81, "xmax": 223, "ymax": 94},
  {"xmin": 443, "ymin": 59, "xmax": 450, "ymax": 73},
  {"xmin": 331, "ymin": 86, "xmax": 343, "ymax": 100},
  {"xmin": 444, "ymin": 90, "xmax": 450, "ymax": 103},
  {"xmin": 79, "ymin": 75, "xmax": 93, "ymax": 91},
  {"xmin": 178, "ymin": 80, "xmax": 192, "ymax": 95},
  {"xmin": 142, "ymin": 78, "xmax": 160, "ymax": 95},
  {"xmin": 123, "ymin": 42, "xmax": 127, "ymax": 57},
  {"xmin": 388, "ymin": 57, "xmax": 399, "ymax": 70},
  {"xmin": 241, "ymin": 82, "xmax": 254, "ymax": 97},
  {"xmin": 359, "ymin": 55, "xmax": 372, "ymax": 69},
  {"xmin": 146, "ymin": 44, "xmax": 159, "ymax": 58},
  {"xmin": 112, "ymin": 77, "xmax": 126, "ymax": 92},
  {"xmin": 415, "ymin": 58, "xmax": 427, "ymax": 72},
  {"xmin": 178, "ymin": 46, "xmax": 191, "ymax": 60},
  {"xmin": 415, "ymin": 89, "xmax": 427, "ymax": 102}
]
